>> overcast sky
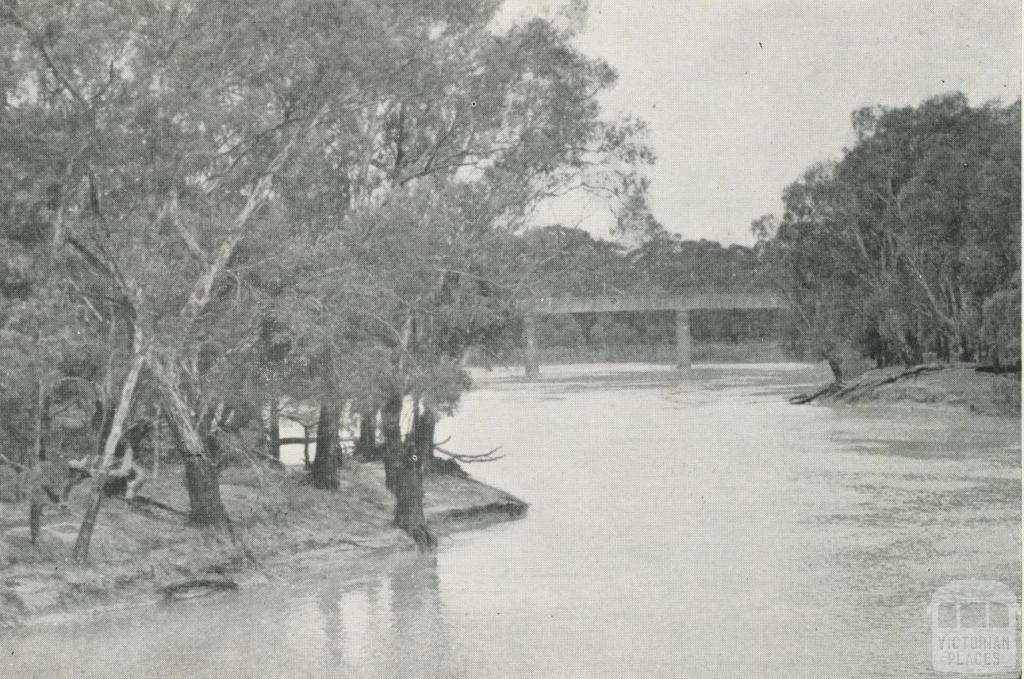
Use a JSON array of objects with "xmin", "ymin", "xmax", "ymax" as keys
[{"xmin": 504, "ymin": 0, "xmax": 1022, "ymax": 245}]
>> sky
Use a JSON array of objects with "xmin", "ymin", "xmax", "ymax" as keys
[{"xmin": 502, "ymin": 0, "xmax": 1022, "ymax": 245}]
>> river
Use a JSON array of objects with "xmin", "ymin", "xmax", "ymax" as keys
[{"xmin": 3, "ymin": 363, "xmax": 1020, "ymax": 678}]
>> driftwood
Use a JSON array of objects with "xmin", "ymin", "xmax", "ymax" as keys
[{"xmin": 161, "ymin": 578, "xmax": 239, "ymax": 600}]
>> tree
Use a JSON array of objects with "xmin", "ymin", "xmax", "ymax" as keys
[
  {"xmin": 1, "ymin": 0, "xmax": 653, "ymax": 554},
  {"xmin": 0, "ymin": 0, "xmax": 381, "ymax": 542},
  {"xmin": 262, "ymin": 2, "xmax": 653, "ymax": 542},
  {"xmin": 756, "ymin": 94, "xmax": 1021, "ymax": 374}
]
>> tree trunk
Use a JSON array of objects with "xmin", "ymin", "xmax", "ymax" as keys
[
  {"xmin": 381, "ymin": 394, "xmax": 402, "ymax": 494},
  {"xmin": 263, "ymin": 401, "xmax": 281, "ymax": 461},
  {"xmin": 72, "ymin": 482, "xmax": 105, "ymax": 561},
  {"xmin": 73, "ymin": 352, "xmax": 146, "ymax": 563},
  {"xmin": 959, "ymin": 333, "xmax": 974, "ymax": 362},
  {"xmin": 310, "ymin": 399, "xmax": 341, "ymax": 490},
  {"xmin": 905, "ymin": 331, "xmax": 923, "ymax": 366},
  {"xmin": 37, "ymin": 392, "xmax": 50, "ymax": 463},
  {"xmin": 180, "ymin": 450, "xmax": 230, "ymax": 528},
  {"xmin": 415, "ymin": 407, "xmax": 436, "ymax": 473},
  {"xmin": 303, "ymin": 426, "xmax": 312, "ymax": 470},
  {"xmin": 152, "ymin": 409, "xmax": 162, "ymax": 480},
  {"xmin": 28, "ymin": 380, "xmax": 48, "ymax": 543},
  {"xmin": 938, "ymin": 333, "xmax": 951, "ymax": 362},
  {"xmin": 103, "ymin": 421, "xmax": 151, "ymax": 498},
  {"xmin": 355, "ymin": 410, "xmax": 378, "ymax": 460},
  {"xmin": 29, "ymin": 492, "xmax": 43, "ymax": 544},
  {"xmin": 394, "ymin": 406, "xmax": 436, "ymax": 550},
  {"xmin": 150, "ymin": 354, "xmax": 230, "ymax": 529}
]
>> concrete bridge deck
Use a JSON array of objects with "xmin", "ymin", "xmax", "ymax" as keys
[
  {"xmin": 521, "ymin": 292, "xmax": 789, "ymax": 377},
  {"xmin": 529, "ymin": 292, "xmax": 787, "ymax": 316}
]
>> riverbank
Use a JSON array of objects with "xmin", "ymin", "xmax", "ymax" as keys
[
  {"xmin": 0, "ymin": 461, "xmax": 527, "ymax": 629},
  {"xmin": 792, "ymin": 363, "xmax": 1021, "ymax": 417}
]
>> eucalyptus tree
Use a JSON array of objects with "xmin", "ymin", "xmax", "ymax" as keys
[
  {"xmin": 1, "ymin": 0, "xmax": 652, "ymax": 555},
  {"xmin": 272, "ymin": 3, "xmax": 652, "ymax": 509},
  {"xmin": 756, "ymin": 93, "xmax": 1020, "ymax": 373},
  {"xmin": 0, "ymin": 0, "xmax": 389, "ymax": 556}
]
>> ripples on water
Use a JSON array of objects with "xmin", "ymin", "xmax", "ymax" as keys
[{"xmin": 3, "ymin": 363, "xmax": 1020, "ymax": 678}]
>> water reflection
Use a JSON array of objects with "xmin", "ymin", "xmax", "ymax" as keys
[
  {"xmin": 299, "ymin": 553, "xmax": 455, "ymax": 678},
  {"xmin": 1, "ymin": 552, "xmax": 458, "ymax": 679}
]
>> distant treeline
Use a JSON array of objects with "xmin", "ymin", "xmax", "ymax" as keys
[
  {"xmin": 490, "ymin": 93, "xmax": 1021, "ymax": 377},
  {"xmin": 477, "ymin": 226, "xmax": 796, "ymax": 362},
  {"xmin": 755, "ymin": 93, "xmax": 1020, "ymax": 379}
]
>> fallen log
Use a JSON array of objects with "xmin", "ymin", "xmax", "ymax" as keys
[{"xmin": 161, "ymin": 578, "xmax": 238, "ymax": 601}]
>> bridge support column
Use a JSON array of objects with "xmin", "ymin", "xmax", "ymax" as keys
[
  {"xmin": 675, "ymin": 310, "xmax": 692, "ymax": 372},
  {"xmin": 523, "ymin": 313, "xmax": 540, "ymax": 378}
]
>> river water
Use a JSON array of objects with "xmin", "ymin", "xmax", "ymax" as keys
[{"xmin": 3, "ymin": 363, "xmax": 1020, "ymax": 678}]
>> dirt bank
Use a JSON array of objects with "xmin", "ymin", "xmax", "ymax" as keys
[
  {"xmin": 0, "ymin": 461, "xmax": 526, "ymax": 629},
  {"xmin": 792, "ymin": 363, "xmax": 1021, "ymax": 417}
]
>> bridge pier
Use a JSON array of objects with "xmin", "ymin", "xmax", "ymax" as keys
[
  {"xmin": 519, "ymin": 293, "xmax": 786, "ymax": 378},
  {"xmin": 675, "ymin": 310, "xmax": 692, "ymax": 372},
  {"xmin": 523, "ymin": 312, "xmax": 540, "ymax": 378}
]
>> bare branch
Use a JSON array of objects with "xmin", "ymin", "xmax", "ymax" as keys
[{"xmin": 434, "ymin": 445, "xmax": 504, "ymax": 463}]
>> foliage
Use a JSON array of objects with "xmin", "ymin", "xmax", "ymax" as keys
[
  {"xmin": 0, "ymin": 0, "xmax": 653, "ymax": 531},
  {"xmin": 754, "ymin": 93, "xmax": 1021, "ymax": 371}
]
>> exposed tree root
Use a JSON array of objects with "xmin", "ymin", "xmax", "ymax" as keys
[{"xmin": 406, "ymin": 523, "xmax": 437, "ymax": 552}]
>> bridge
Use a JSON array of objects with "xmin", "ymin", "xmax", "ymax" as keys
[{"xmin": 522, "ymin": 292, "xmax": 788, "ymax": 377}]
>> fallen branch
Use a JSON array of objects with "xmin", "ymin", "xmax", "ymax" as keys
[
  {"xmin": 0, "ymin": 451, "xmax": 29, "ymax": 473},
  {"xmin": 434, "ymin": 445, "xmax": 504, "ymax": 463},
  {"xmin": 791, "ymin": 363, "xmax": 954, "ymax": 405},
  {"xmin": 789, "ymin": 382, "xmax": 842, "ymax": 405}
]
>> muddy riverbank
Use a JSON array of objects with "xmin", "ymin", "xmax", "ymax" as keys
[
  {"xmin": 792, "ymin": 363, "xmax": 1021, "ymax": 417},
  {"xmin": 0, "ymin": 461, "xmax": 526, "ymax": 629}
]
